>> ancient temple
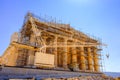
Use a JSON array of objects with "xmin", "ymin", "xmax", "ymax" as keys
[{"xmin": 0, "ymin": 13, "xmax": 103, "ymax": 72}]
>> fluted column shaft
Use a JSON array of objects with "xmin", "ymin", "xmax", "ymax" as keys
[
  {"xmin": 93, "ymin": 48, "xmax": 99, "ymax": 72},
  {"xmin": 87, "ymin": 47, "xmax": 93, "ymax": 71},
  {"xmin": 53, "ymin": 36, "xmax": 57, "ymax": 67},
  {"xmin": 80, "ymin": 47, "xmax": 86, "ymax": 70},
  {"xmin": 63, "ymin": 39, "xmax": 68, "ymax": 69},
  {"xmin": 72, "ymin": 47, "xmax": 77, "ymax": 64}
]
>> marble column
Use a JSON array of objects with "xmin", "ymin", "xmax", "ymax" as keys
[
  {"xmin": 80, "ymin": 47, "xmax": 86, "ymax": 70},
  {"xmin": 62, "ymin": 39, "xmax": 68, "ymax": 69},
  {"xmin": 71, "ymin": 47, "xmax": 77, "ymax": 64},
  {"xmin": 93, "ymin": 48, "xmax": 99, "ymax": 72},
  {"xmin": 87, "ymin": 47, "xmax": 93, "ymax": 71},
  {"xmin": 53, "ymin": 36, "xmax": 58, "ymax": 67}
]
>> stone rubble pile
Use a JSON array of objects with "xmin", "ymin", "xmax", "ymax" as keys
[{"xmin": 42, "ymin": 75, "xmax": 114, "ymax": 80}]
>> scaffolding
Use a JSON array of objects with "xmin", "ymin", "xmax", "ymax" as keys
[{"xmin": 1, "ymin": 12, "xmax": 106, "ymax": 72}]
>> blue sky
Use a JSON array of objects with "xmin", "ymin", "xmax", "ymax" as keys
[{"xmin": 0, "ymin": 0, "xmax": 120, "ymax": 72}]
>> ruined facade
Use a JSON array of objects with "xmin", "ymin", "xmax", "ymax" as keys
[{"xmin": 0, "ymin": 13, "xmax": 102, "ymax": 72}]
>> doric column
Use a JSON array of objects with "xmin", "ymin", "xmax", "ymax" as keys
[
  {"xmin": 80, "ymin": 47, "xmax": 86, "ymax": 70},
  {"xmin": 63, "ymin": 39, "xmax": 68, "ymax": 69},
  {"xmin": 87, "ymin": 47, "xmax": 93, "ymax": 71},
  {"xmin": 71, "ymin": 46, "xmax": 80, "ymax": 71},
  {"xmin": 93, "ymin": 48, "xmax": 99, "ymax": 72},
  {"xmin": 53, "ymin": 36, "xmax": 57, "ymax": 67},
  {"xmin": 71, "ymin": 47, "xmax": 77, "ymax": 65},
  {"xmin": 72, "ymin": 40, "xmax": 77, "ymax": 63}
]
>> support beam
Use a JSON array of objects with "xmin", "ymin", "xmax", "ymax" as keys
[{"xmin": 11, "ymin": 42, "xmax": 39, "ymax": 51}]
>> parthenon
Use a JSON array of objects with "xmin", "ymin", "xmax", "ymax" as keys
[{"xmin": 0, "ymin": 13, "xmax": 103, "ymax": 72}]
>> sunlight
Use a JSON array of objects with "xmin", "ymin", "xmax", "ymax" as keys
[{"xmin": 67, "ymin": 0, "xmax": 89, "ymax": 3}]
